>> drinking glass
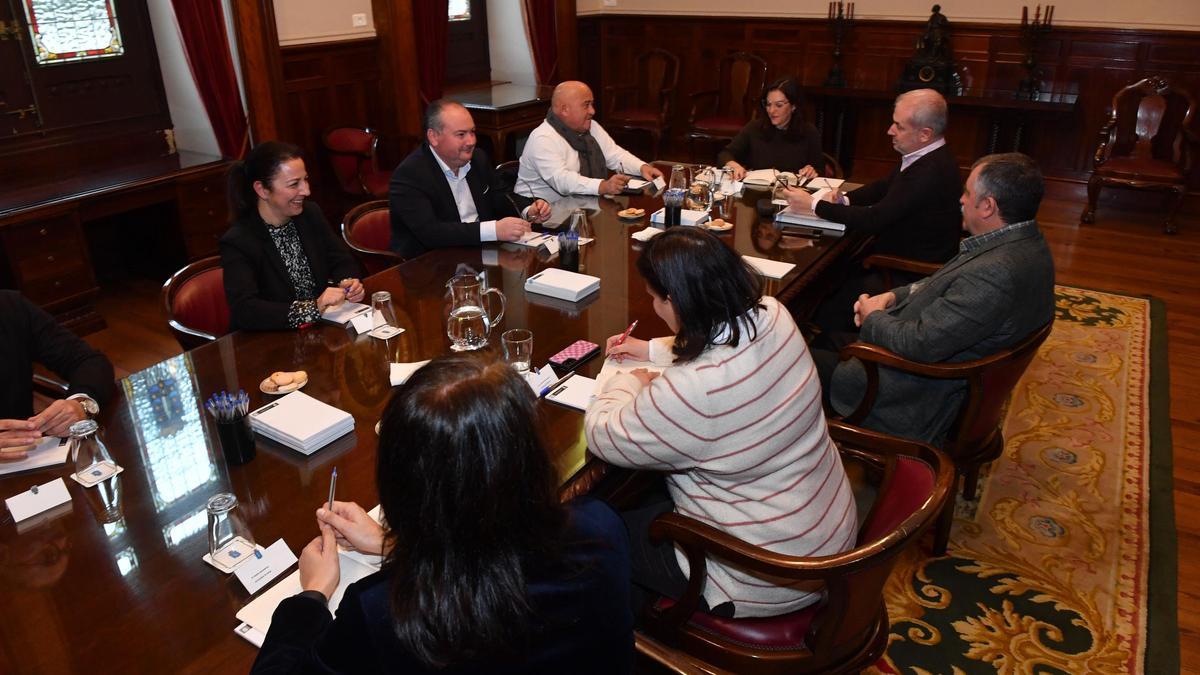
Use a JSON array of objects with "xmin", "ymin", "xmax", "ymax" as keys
[
  {"xmin": 371, "ymin": 290, "xmax": 398, "ymax": 328},
  {"xmin": 501, "ymin": 329, "xmax": 534, "ymax": 375},
  {"xmin": 688, "ymin": 181, "xmax": 713, "ymax": 213},
  {"xmin": 207, "ymin": 492, "xmax": 256, "ymax": 571},
  {"xmin": 69, "ymin": 419, "xmax": 114, "ymax": 480}
]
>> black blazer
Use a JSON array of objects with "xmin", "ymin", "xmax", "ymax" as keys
[
  {"xmin": 388, "ymin": 145, "xmax": 532, "ymax": 260},
  {"xmin": 219, "ymin": 202, "xmax": 362, "ymax": 331},
  {"xmin": 250, "ymin": 498, "xmax": 634, "ymax": 674},
  {"xmin": 0, "ymin": 291, "xmax": 114, "ymax": 420},
  {"xmin": 717, "ymin": 121, "xmax": 825, "ymax": 175},
  {"xmin": 814, "ymin": 143, "xmax": 962, "ymax": 263}
]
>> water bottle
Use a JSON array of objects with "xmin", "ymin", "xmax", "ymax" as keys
[
  {"xmin": 664, "ymin": 165, "xmax": 688, "ymax": 227},
  {"xmin": 559, "ymin": 209, "xmax": 583, "ymax": 272}
]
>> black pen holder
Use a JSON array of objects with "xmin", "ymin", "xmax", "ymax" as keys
[{"xmin": 217, "ymin": 417, "xmax": 256, "ymax": 466}]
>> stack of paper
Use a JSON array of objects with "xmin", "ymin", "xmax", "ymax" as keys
[
  {"xmin": 742, "ymin": 255, "xmax": 797, "ymax": 279},
  {"xmin": 742, "ymin": 168, "xmax": 778, "ymax": 188},
  {"xmin": 775, "ymin": 208, "xmax": 846, "ymax": 232},
  {"xmin": 807, "ymin": 177, "xmax": 845, "ymax": 191},
  {"xmin": 544, "ymin": 374, "xmax": 598, "ymax": 411},
  {"xmin": 594, "ymin": 357, "xmax": 665, "ymax": 393},
  {"xmin": 525, "ymin": 268, "xmax": 600, "ymax": 302},
  {"xmin": 248, "ymin": 391, "xmax": 355, "ymax": 455}
]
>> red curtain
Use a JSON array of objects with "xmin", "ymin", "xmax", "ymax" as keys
[
  {"xmin": 522, "ymin": 0, "xmax": 558, "ymax": 85},
  {"xmin": 414, "ymin": 0, "xmax": 450, "ymax": 103},
  {"xmin": 169, "ymin": 0, "xmax": 249, "ymax": 158}
]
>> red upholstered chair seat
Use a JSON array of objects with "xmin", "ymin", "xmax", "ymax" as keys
[
  {"xmin": 692, "ymin": 116, "xmax": 746, "ymax": 135},
  {"xmin": 653, "ymin": 597, "xmax": 818, "ymax": 649},
  {"xmin": 1097, "ymin": 156, "xmax": 1184, "ymax": 181}
]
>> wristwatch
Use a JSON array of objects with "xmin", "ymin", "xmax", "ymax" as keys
[{"xmin": 68, "ymin": 394, "xmax": 100, "ymax": 417}]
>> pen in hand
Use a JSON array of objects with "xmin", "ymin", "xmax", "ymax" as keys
[
  {"xmin": 327, "ymin": 467, "xmax": 337, "ymax": 510},
  {"xmin": 609, "ymin": 319, "xmax": 639, "ymax": 360}
]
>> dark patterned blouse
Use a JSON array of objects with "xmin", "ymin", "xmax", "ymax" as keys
[{"xmin": 266, "ymin": 220, "xmax": 322, "ymax": 327}]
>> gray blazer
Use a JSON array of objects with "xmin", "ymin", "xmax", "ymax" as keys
[{"xmin": 829, "ymin": 221, "xmax": 1056, "ymax": 444}]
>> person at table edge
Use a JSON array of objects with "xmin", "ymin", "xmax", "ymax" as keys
[
  {"xmin": 389, "ymin": 100, "xmax": 553, "ymax": 260},
  {"xmin": 220, "ymin": 141, "xmax": 365, "ymax": 331},
  {"xmin": 718, "ymin": 78, "xmax": 825, "ymax": 183},
  {"xmin": 784, "ymin": 87, "xmax": 961, "ymax": 264},
  {"xmin": 1, "ymin": 290, "xmax": 113, "ymax": 460},
  {"xmin": 515, "ymin": 80, "xmax": 664, "ymax": 201}
]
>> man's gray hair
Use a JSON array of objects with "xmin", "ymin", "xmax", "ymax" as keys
[
  {"xmin": 423, "ymin": 99, "xmax": 463, "ymax": 134},
  {"xmin": 971, "ymin": 153, "xmax": 1044, "ymax": 224},
  {"xmin": 896, "ymin": 89, "xmax": 948, "ymax": 137}
]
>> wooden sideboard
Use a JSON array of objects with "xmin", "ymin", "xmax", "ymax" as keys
[{"xmin": 0, "ymin": 151, "xmax": 230, "ymax": 333}]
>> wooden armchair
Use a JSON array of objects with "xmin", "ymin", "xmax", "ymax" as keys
[
  {"xmin": 834, "ymin": 318, "xmax": 1053, "ymax": 555},
  {"xmin": 604, "ymin": 48, "xmax": 681, "ymax": 159},
  {"xmin": 1081, "ymin": 76, "xmax": 1197, "ymax": 234},
  {"xmin": 636, "ymin": 421, "xmax": 953, "ymax": 675},
  {"xmin": 686, "ymin": 52, "xmax": 768, "ymax": 159},
  {"xmin": 162, "ymin": 256, "xmax": 231, "ymax": 351},
  {"xmin": 341, "ymin": 200, "xmax": 403, "ymax": 276},
  {"xmin": 322, "ymin": 127, "xmax": 391, "ymax": 198}
]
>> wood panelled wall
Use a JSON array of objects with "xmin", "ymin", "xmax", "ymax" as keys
[
  {"xmin": 579, "ymin": 15, "xmax": 1200, "ymax": 193},
  {"xmin": 278, "ymin": 38, "xmax": 390, "ymax": 221}
]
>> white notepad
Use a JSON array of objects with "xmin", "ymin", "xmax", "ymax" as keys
[
  {"xmin": 806, "ymin": 177, "xmax": 845, "ymax": 191},
  {"xmin": 525, "ymin": 268, "xmax": 601, "ymax": 302},
  {"xmin": 249, "ymin": 391, "xmax": 355, "ymax": 454},
  {"xmin": 544, "ymin": 374, "xmax": 598, "ymax": 411},
  {"xmin": 742, "ymin": 255, "xmax": 797, "ymax": 279},
  {"xmin": 234, "ymin": 552, "xmax": 378, "ymax": 640},
  {"xmin": 775, "ymin": 208, "xmax": 846, "ymax": 232},
  {"xmin": 389, "ymin": 360, "xmax": 430, "ymax": 386},
  {"xmin": 594, "ymin": 358, "xmax": 664, "ymax": 393},
  {"xmin": 320, "ymin": 302, "xmax": 371, "ymax": 325},
  {"xmin": 742, "ymin": 168, "xmax": 778, "ymax": 187}
]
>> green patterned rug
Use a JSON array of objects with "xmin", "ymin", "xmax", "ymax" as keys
[{"xmin": 868, "ymin": 286, "xmax": 1177, "ymax": 674}]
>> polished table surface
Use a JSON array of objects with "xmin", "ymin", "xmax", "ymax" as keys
[{"xmin": 0, "ymin": 186, "xmax": 860, "ymax": 673}]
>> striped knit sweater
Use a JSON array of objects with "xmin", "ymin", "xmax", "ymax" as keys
[{"xmin": 584, "ymin": 296, "xmax": 857, "ymax": 617}]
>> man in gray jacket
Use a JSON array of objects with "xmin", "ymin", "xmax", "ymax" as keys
[{"xmin": 815, "ymin": 152, "xmax": 1056, "ymax": 444}]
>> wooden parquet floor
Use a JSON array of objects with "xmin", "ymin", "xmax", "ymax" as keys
[{"xmin": 78, "ymin": 196, "xmax": 1197, "ymax": 671}]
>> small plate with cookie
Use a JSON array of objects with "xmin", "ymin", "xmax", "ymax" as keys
[
  {"xmin": 618, "ymin": 207, "xmax": 646, "ymax": 220},
  {"xmin": 704, "ymin": 218, "xmax": 734, "ymax": 232},
  {"xmin": 260, "ymin": 370, "xmax": 309, "ymax": 395}
]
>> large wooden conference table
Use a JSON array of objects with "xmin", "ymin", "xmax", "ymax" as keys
[{"xmin": 0, "ymin": 185, "xmax": 861, "ymax": 673}]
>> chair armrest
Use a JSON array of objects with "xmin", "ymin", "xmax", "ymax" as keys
[
  {"xmin": 635, "ymin": 633, "xmax": 734, "ymax": 675},
  {"xmin": 32, "ymin": 373, "xmax": 69, "ymax": 399},
  {"xmin": 1093, "ymin": 111, "xmax": 1118, "ymax": 168},
  {"xmin": 861, "ymin": 254, "xmax": 940, "ymax": 278}
]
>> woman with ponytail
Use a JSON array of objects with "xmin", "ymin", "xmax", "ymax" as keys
[{"xmin": 220, "ymin": 141, "xmax": 364, "ymax": 331}]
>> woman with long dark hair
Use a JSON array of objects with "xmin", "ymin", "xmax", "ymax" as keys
[
  {"xmin": 220, "ymin": 141, "xmax": 364, "ymax": 331},
  {"xmin": 251, "ymin": 354, "xmax": 633, "ymax": 673},
  {"xmin": 585, "ymin": 227, "xmax": 856, "ymax": 619},
  {"xmin": 717, "ymin": 77, "xmax": 825, "ymax": 182}
]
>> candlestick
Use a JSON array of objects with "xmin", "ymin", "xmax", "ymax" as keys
[
  {"xmin": 1035, "ymin": 5, "xmax": 1041, "ymax": 24},
  {"xmin": 1022, "ymin": 6, "xmax": 1028, "ymax": 25}
]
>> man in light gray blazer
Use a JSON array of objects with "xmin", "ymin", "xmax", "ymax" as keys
[{"xmin": 815, "ymin": 153, "xmax": 1056, "ymax": 444}]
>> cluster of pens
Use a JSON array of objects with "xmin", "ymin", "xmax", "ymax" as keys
[
  {"xmin": 207, "ymin": 390, "xmax": 256, "ymax": 465},
  {"xmin": 206, "ymin": 390, "xmax": 249, "ymax": 422}
]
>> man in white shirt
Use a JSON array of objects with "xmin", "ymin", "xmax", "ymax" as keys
[
  {"xmin": 389, "ymin": 100, "xmax": 552, "ymax": 259},
  {"xmin": 516, "ymin": 81, "xmax": 664, "ymax": 201}
]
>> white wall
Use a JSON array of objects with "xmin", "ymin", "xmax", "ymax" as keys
[
  {"xmin": 577, "ymin": 0, "xmax": 1200, "ymax": 32},
  {"xmin": 274, "ymin": 0, "xmax": 376, "ymax": 46},
  {"xmin": 488, "ymin": 0, "xmax": 537, "ymax": 84}
]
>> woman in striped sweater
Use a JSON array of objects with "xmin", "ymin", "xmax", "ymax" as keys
[{"xmin": 584, "ymin": 227, "xmax": 857, "ymax": 619}]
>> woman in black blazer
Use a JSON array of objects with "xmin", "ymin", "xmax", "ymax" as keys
[
  {"xmin": 250, "ymin": 354, "xmax": 633, "ymax": 674},
  {"xmin": 220, "ymin": 141, "xmax": 364, "ymax": 331},
  {"xmin": 718, "ymin": 78, "xmax": 825, "ymax": 182}
]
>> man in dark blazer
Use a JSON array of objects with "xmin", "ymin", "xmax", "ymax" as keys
[
  {"xmin": 814, "ymin": 153, "xmax": 1055, "ymax": 445},
  {"xmin": 0, "ymin": 291, "xmax": 114, "ymax": 460},
  {"xmin": 389, "ymin": 100, "xmax": 551, "ymax": 260}
]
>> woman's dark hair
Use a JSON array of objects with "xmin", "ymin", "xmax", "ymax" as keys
[
  {"xmin": 757, "ymin": 77, "xmax": 807, "ymax": 141},
  {"xmin": 376, "ymin": 353, "xmax": 567, "ymax": 668},
  {"xmin": 226, "ymin": 141, "xmax": 303, "ymax": 219},
  {"xmin": 636, "ymin": 228, "xmax": 764, "ymax": 363}
]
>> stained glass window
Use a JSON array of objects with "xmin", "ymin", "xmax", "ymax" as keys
[
  {"xmin": 448, "ymin": 0, "xmax": 471, "ymax": 22},
  {"xmin": 21, "ymin": 0, "xmax": 124, "ymax": 65}
]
